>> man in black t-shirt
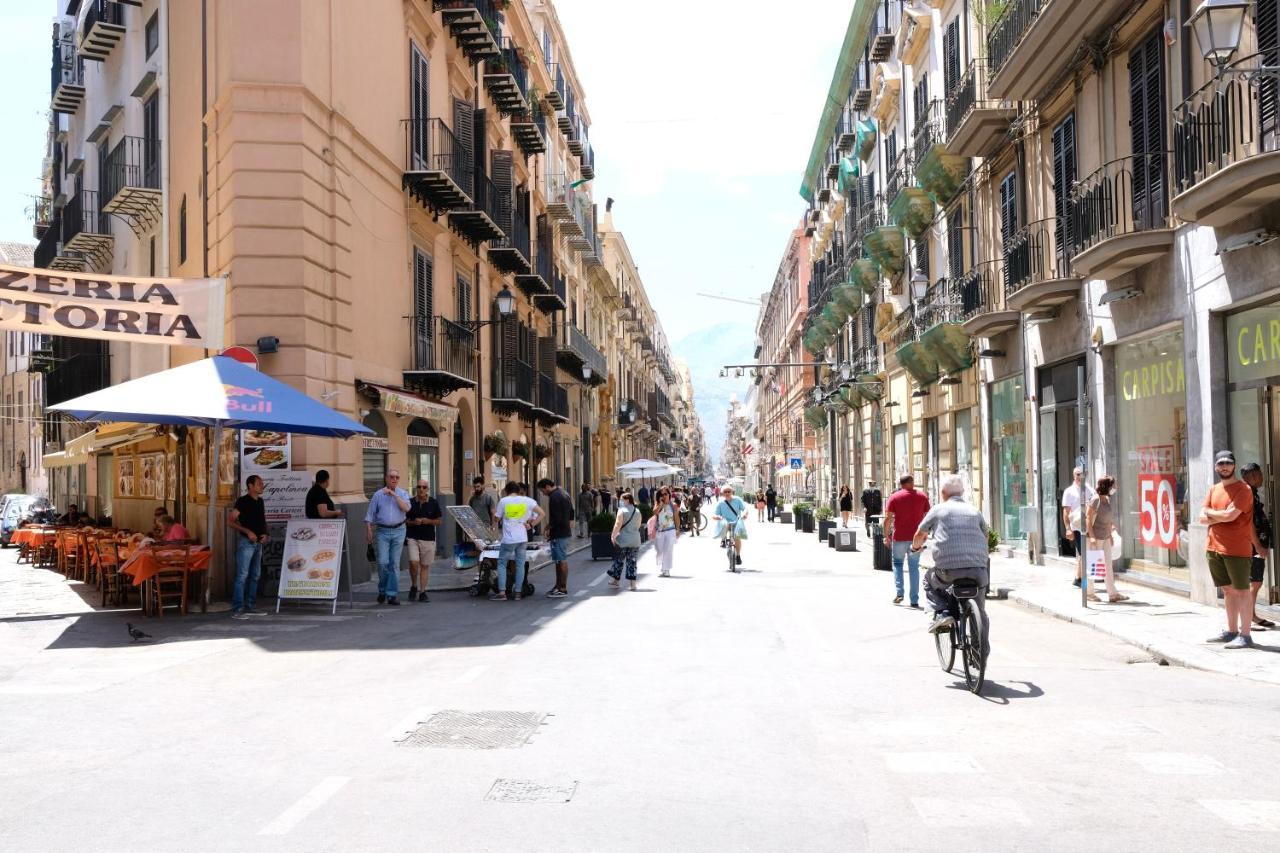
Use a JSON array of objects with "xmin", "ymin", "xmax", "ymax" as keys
[
  {"xmin": 406, "ymin": 478, "xmax": 442, "ymax": 603},
  {"xmin": 228, "ymin": 475, "xmax": 270, "ymax": 619},
  {"xmin": 538, "ymin": 478, "xmax": 575, "ymax": 597},
  {"xmin": 305, "ymin": 470, "xmax": 343, "ymax": 520}
]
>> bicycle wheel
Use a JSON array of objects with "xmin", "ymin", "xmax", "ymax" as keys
[
  {"xmin": 934, "ymin": 624, "xmax": 955, "ymax": 672},
  {"xmin": 695, "ymin": 512, "xmax": 707, "ymax": 532},
  {"xmin": 728, "ymin": 539, "xmax": 737, "ymax": 572},
  {"xmin": 962, "ymin": 603, "xmax": 986, "ymax": 694}
]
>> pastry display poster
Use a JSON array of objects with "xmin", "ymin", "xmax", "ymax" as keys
[{"xmin": 277, "ymin": 520, "xmax": 345, "ymax": 601}]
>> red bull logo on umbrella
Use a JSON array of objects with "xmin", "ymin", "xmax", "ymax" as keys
[{"xmin": 223, "ymin": 384, "xmax": 272, "ymax": 414}]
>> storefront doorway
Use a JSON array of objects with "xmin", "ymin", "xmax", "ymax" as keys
[
  {"xmin": 407, "ymin": 418, "xmax": 439, "ymax": 494},
  {"xmin": 1226, "ymin": 305, "xmax": 1280, "ymax": 604},
  {"xmin": 1038, "ymin": 359, "xmax": 1084, "ymax": 558},
  {"xmin": 990, "ymin": 375, "xmax": 1027, "ymax": 544}
]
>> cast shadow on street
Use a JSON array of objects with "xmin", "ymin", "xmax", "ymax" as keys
[{"xmin": 946, "ymin": 679, "xmax": 1045, "ymax": 705}]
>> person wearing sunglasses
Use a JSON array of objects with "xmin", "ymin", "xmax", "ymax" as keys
[{"xmin": 405, "ymin": 479, "xmax": 442, "ymax": 603}]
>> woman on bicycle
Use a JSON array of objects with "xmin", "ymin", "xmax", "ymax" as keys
[{"xmin": 713, "ymin": 486, "xmax": 747, "ymax": 568}]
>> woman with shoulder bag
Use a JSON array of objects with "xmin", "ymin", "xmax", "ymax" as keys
[
  {"xmin": 654, "ymin": 489, "xmax": 679, "ymax": 577},
  {"xmin": 609, "ymin": 491, "xmax": 643, "ymax": 590},
  {"xmin": 1086, "ymin": 475, "xmax": 1129, "ymax": 603}
]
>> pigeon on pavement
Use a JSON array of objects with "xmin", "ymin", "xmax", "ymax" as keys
[{"xmin": 127, "ymin": 623, "xmax": 152, "ymax": 643}]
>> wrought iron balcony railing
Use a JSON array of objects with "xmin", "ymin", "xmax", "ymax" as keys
[
  {"xmin": 987, "ymin": 0, "xmax": 1047, "ymax": 81},
  {"xmin": 1072, "ymin": 152, "xmax": 1171, "ymax": 255},
  {"xmin": 1003, "ymin": 217, "xmax": 1072, "ymax": 297},
  {"xmin": 913, "ymin": 99, "xmax": 945, "ymax": 164},
  {"xmin": 403, "ymin": 118, "xmax": 474, "ymax": 212},
  {"xmin": 51, "ymin": 35, "xmax": 84, "ymax": 114},
  {"xmin": 956, "ymin": 260, "xmax": 1004, "ymax": 323},
  {"xmin": 405, "ymin": 315, "xmax": 478, "ymax": 395}
]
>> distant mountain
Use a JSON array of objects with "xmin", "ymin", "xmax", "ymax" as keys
[{"xmin": 674, "ymin": 321, "xmax": 755, "ymax": 469}]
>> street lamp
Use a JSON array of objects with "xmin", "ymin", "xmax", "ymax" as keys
[
  {"xmin": 910, "ymin": 270, "xmax": 930, "ymax": 300},
  {"xmin": 494, "ymin": 285, "xmax": 517, "ymax": 319},
  {"xmin": 581, "ymin": 363, "xmax": 593, "ymax": 383},
  {"xmin": 1186, "ymin": 0, "xmax": 1249, "ymax": 71}
]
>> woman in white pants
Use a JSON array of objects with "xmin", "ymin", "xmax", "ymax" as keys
[
  {"xmin": 654, "ymin": 489, "xmax": 680, "ymax": 577},
  {"xmin": 1086, "ymin": 475, "xmax": 1129, "ymax": 603}
]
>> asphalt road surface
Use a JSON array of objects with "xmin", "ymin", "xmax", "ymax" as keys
[{"xmin": 2, "ymin": 516, "xmax": 1279, "ymax": 852}]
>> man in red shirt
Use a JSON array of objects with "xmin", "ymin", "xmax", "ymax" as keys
[
  {"xmin": 884, "ymin": 474, "xmax": 931, "ymax": 607},
  {"xmin": 1201, "ymin": 450, "xmax": 1257, "ymax": 649}
]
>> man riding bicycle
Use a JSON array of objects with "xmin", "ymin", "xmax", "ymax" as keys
[
  {"xmin": 910, "ymin": 474, "xmax": 990, "ymax": 657},
  {"xmin": 713, "ymin": 486, "xmax": 746, "ymax": 567}
]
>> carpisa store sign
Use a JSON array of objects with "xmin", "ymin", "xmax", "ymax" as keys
[{"xmin": 0, "ymin": 264, "xmax": 226, "ymax": 349}]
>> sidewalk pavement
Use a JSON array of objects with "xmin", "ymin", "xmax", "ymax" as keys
[
  {"xmin": 358, "ymin": 535, "xmax": 603, "ymax": 594},
  {"xmin": 779, "ymin": 518, "xmax": 1280, "ymax": 686}
]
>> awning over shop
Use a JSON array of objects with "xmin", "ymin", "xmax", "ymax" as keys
[
  {"xmin": 358, "ymin": 381, "xmax": 458, "ymax": 431},
  {"xmin": 42, "ymin": 450, "xmax": 83, "ymax": 469}
]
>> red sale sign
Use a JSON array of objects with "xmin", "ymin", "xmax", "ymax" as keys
[{"xmin": 1139, "ymin": 473, "xmax": 1179, "ymax": 550}]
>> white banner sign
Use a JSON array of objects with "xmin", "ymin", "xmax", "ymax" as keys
[
  {"xmin": 278, "ymin": 520, "xmax": 346, "ymax": 601},
  {"xmin": 0, "ymin": 264, "xmax": 226, "ymax": 349}
]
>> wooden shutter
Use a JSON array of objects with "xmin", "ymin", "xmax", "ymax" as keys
[
  {"xmin": 456, "ymin": 273, "xmax": 471, "ymax": 323},
  {"xmin": 1128, "ymin": 30, "xmax": 1166, "ymax": 230},
  {"xmin": 914, "ymin": 238, "xmax": 929, "ymax": 282},
  {"xmin": 410, "ymin": 43, "xmax": 429, "ymax": 169},
  {"xmin": 999, "ymin": 172, "xmax": 1018, "ymax": 246},
  {"xmin": 413, "ymin": 248, "xmax": 433, "ymax": 320},
  {"xmin": 490, "ymin": 149, "xmax": 514, "ymax": 233},
  {"xmin": 1261, "ymin": 0, "xmax": 1279, "ymax": 139},
  {"xmin": 913, "ymin": 72, "xmax": 929, "ymax": 125},
  {"xmin": 452, "ymin": 98, "xmax": 474, "ymax": 195},
  {"xmin": 1052, "ymin": 114, "xmax": 1077, "ymax": 261},
  {"xmin": 473, "ymin": 108, "xmax": 488, "ymax": 209},
  {"xmin": 943, "ymin": 19, "xmax": 961, "ymax": 96},
  {"xmin": 947, "ymin": 206, "xmax": 964, "ymax": 281}
]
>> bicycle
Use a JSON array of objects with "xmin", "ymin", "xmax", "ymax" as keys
[
  {"xmin": 934, "ymin": 577, "xmax": 987, "ymax": 694},
  {"xmin": 681, "ymin": 507, "xmax": 707, "ymax": 534},
  {"xmin": 721, "ymin": 529, "xmax": 740, "ymax": 572}
]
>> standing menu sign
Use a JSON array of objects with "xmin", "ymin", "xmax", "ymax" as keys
[{"xmin": 276, "ymin": 519, "xmax": 348, "ymax": 613}]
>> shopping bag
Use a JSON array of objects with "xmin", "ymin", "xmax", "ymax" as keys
[
  {"xmin": 1085, "ymin": 547, "xmax": 1107, "ymax": 588},
  {"xmin": 734, "ymin": 518, "xmax": 748, "ymax": 540},
  {"xmin": 647, "ymin": 515, "xmax": 657, "ymax": 539}
]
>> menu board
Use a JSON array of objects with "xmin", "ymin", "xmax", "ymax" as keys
[
  {"xmin": 447, "ymin": 505, "xmax": 497, "ymax": 545},
  {"xmin": 118, "ymin": 457, "xmax": 135, "ymax": 497},
  {"xmin": 277, "ymin": 519, "xmax": 346, "ymax": 602},
  {"xmin": 241, "ymin": 429, "xmax": 291, "ymax": 476}
]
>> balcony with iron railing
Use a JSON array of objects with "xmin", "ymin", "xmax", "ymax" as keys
[
  {"xmin": 556, "ymin": 324, "xmax": 607, "ymax": 385},
  {"xmin": 449, "ymin": 172, "xmax": 507, "ymax": 245},
  {"xmin": 403, "ymin": 316, "xmax": 478, "ymax": 396},
  {"xmin": 102, "ymin": 136, "xmax": 161, "ymax": 227},
  {"xmin": 433, "ymin": 0, "xmax": 501, "ymax": 63},
  {"xmin": 1173, "ymin": 54, "xmax": 1280, "ymax": 226},
  {"xmin": 1071, "ymin": 152, "xmax": 1175, "ymax": 280},
  {"xmin": 489, "ymin": 202, "xmax": 531, "ymax": 275},
  {"xmin": 1002, "ymin": 217, "xmax": 1081, "ymax": 313},
  {"xmin": 869, "ymin": 0, "xmax": 903, "ymax": 63},
  {"xmin": 986, "ymin": 0, "xmax": 1132, "ymax": 100},
  {"xmin": 32, "ymin": 196, "xmax": 53, "ymax": 240},
  {"xmin": 886, "ymin": 151, "xmax": 935, "ymax": 240},
  {"xmin": 534, "ymin": 266, "xmax": 567, "ymax": 315},
  {"xmin": 912, "ymin": 280, "xmax": 976, "ymax": 376},
  {"xmin": 403, "ymin": 118, "xmax": 474, "ymax": 214},
  {"xmin": 511, "ymin": 105, "xmax": 547, "ymax": 157},
  {"xmin": 61, "ymin": 189, "xmax": 113, "ymax": 267},
  {"xmin": 545, "ymin": 63, "xmax": 565, "ymax": 109},
  {"xmin": 491, "ymin": 350, "xmax": 536, "ymax": 415},
  {"xmin": 483, "ymin": 38, "xmax": 529, "ymax": 115},
  {"xmin": 514, "ymin": 214, "xmax": 553, "ymax": 298},
  {"xmin": 34, "ymin": 209, "xmax": 61, "ymax": 269},
  {"xmin": 945, "ymin": 60, "xmax": 1018, "ymax": 157},
  {"xmin": 545, "ymin": 173, "xmax": 579, "ymax": 224},
  {"xmin": 51, "ymin": 35, "xmax": 85, "ymax": 114},
  {"xmin": 567, "ymin": 115, "xmax": 587, "ymax": 158},
  {"xmin": 534, "ymin": 372, "xmax": 569, "ymax": 424},
  {"xmin": 580, "ymin": 143, "xmax": 596, "ymax": 180},
  {"xmin": 79, "ymin": 0, "xmax": 127, "ymax": 62},
  {"xmin": 655, "ymin": 388, "xmax": 675, "ymax": 427},
  {"xmin": 956, "ymin": 259, "xmax": 1018, "ymax": 338}
]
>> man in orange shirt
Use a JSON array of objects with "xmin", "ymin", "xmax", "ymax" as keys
[{"xmin": 1201, "ymin": 451, "xmax": 1256, "ymax": 649}]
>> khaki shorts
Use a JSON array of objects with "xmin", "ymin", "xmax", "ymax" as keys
[
  {"xmin": 405, "ymin": 538, "xmax": 433, "ymax": 563},
  {"xmin": 1207, "ymin": 550, "xmax": 1252, "ymax": 591}
]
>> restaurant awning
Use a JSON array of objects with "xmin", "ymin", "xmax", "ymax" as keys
[
  {"xmin": 358, "ymin": 381, "xmax": 458, "ymax": 430},
  {"xmin": 41, "ymin": 450, "xmax": 83, "ymax": 469}
]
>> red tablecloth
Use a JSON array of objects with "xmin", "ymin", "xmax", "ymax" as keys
[
  {"xmin": 120, "ymin": 547, "xmax": 212, "ymax": 586},
  {"xmin": 11, "ymin": 528, "xmax": 56, "ymax": 547}
]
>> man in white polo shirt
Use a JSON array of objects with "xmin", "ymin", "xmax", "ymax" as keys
[{"xmin": 1061, "ymin": 467, "xmax": 1094, "ymax": 589}]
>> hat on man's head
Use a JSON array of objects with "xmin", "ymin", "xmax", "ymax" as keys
[
  {"xmin": 1241, "ymin": 462, "xmax": 1262, "ymax": 475},
  {"xmin": 1214, "ymin": 450, "xmax": 1236, "ymax": 465}
]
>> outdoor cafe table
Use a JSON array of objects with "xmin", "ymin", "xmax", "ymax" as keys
[
  {"xmin": 120, "ymin": 545, "xmax": 212, "ymax": 587},
  {"xmin": 11, "ymin": 528, "xmax": 56, "ymax": 548}
]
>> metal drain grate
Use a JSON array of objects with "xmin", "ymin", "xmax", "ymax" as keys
[
  {"xmin": 397, "ymin": 710, "xmax": 546, "ymax": 749},
  {"xmin": 486, "ymin": 779, "xmax": 577, "ymax": 803}
]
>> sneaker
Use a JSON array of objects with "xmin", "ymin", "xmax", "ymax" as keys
[
  {"xmin": 377, "ymin": 594, "xmax": 386, "ymax": 605},
  {"xmin": 230, "ymin": 610, "xmax": 250, "ymax": 621},
  {"xmin": 1072, "ymin": 578, "xmax": 1082, "ymax": 588},
  {"xmin": 908, "ymin": 603, "xmax": 922, "ymax": 610},
  {"xmin": 547, "ymin": 589, "xmax": 568, "ymax": 598},
  {"xmin": 385, "ymin": 597, "xmax": 400, "ymax": 606},
  {"xmin": 1225, "ymin": 634, "xmax": 1255, "ymax": 649},
  {"xmin": 893, "ymin": 595, "xmax": 904, "ymax": 604},
  {"xmin": 489, "ymin": 592, "xmax": 508, "ymax": 601},
  {"xmin": 928, "ymin": 615, "xmax": 956, "ymax": 634},
  {"xmin": 513, "ymin": 592, "xmax": 523, "ymax": 601},
  {"xmin": 417, "ymin": 591, "xmax": 430, "ymax": 603},
  {"xmin": 246, "ymin": 609, "xmax": 270, "ymax": 616},
  {"xmin": 1207, "ymin": 630, "xmax": 1238, "ymax": 643},
  {"xmin": 408, "ymin": 587, "xmax": 419, "ymax": 601},
  {"xmin": 735, "ymin": 555, "xmax": 742, "ymax": 565}
]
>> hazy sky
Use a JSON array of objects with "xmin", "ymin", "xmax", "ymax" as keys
[{"xmin": 0, "ymin": 5, "xmax": 55, "ymax": 249}]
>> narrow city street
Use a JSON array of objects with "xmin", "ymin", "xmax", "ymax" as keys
[{"xmin": 3, "ymin": 514, "xmax": 1279, "ymax": 852}]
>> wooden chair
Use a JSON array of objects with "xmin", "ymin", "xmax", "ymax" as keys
[
  {"xmin": 77, "ymin": 529, "xmax": 98, "ymax": 585},
  {"xmin": 38, "ymin": 530, "xmax": 61, "ymax": 572},
  {"xmin": 94, "ymin": 537, "xmax": 128, "ymax": 608},
  {"xmin": 149, "ymin": 546, "xmax": 191, "ymax": 617}
]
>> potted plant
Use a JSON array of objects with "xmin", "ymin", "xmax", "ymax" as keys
[
  {"xmin": 815, "ymin": 505, "xmax": 837, "ymax": 542},
  {"xmin": 511, "ymin": 440, "xmax": 529, "ymax": 460},
  {"xmin": 987, "ymin": 527, "xmax": 1000, "ymax": 553},
  {"xmin": 792, "ymin": 502, "xmax": 812, "ymax": 531},
  {"xmin": 589, "ymin": 511, "xmax": 616, "ymax": 560},
  {"xmin": 533, "ymin": 442, "xmax": 552, "ymax": 462},
  {"xmin": 483, "ymin": 432, "xmax": 509, "ymax": 461}
]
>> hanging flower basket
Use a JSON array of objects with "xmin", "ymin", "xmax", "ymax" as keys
[
  {"xmin": 533, "ymin": 442, "xmax": 552, "ymax": 461},
  {"xmin": 511, "ymin": 440, "xmax": 529, "ymax": 459},
  {"xmin": 483, "ymin": 432, "xmax": 509, "ymax": 460}
]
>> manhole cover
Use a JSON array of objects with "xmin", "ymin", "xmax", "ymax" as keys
[
  {"xmin": 397, "ymin": 710, "xmax": 546, "ymax": 749},
  {"xmin": 486, "ymin": 779, "xmax": 577, "ymax": 803}
]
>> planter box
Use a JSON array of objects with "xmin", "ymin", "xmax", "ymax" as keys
[
  {"xmin": 778, "ymin": 511, "xmax": 793, "ymax": 524},
  {"xmin": 818, "ymin": 520, "xmax": 837, "ymax": 542},
  {"xmin": 793, "ymin": 513, "xmax": 803, "ymax": 531},
  {"xmin": 590, "ymin": 532, "xmax": 615, "ymax": 560},
  {"xmin": 801, "ymin": 514, "xmax": 815, "ymax": 533}
]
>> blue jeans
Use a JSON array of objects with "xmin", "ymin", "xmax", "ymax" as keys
[
  {"xmin": 498, "ymin": 542, "xmax": 528, "ymax": 593},
  {"xmin": 233, "ymin": 535, "xmax": 263, "ymax": 613},
  {"xmin": 375, "ymin": 525, "xmax": 406, "ymax": 599},
  {"xmin": 891, "ymin": 540, "xmax": 921, "ymax": 605}
]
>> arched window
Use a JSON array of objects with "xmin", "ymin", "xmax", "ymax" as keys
[{"xmin": 362, "ymin": 410, "xmax": 388, "ymax": 498}]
